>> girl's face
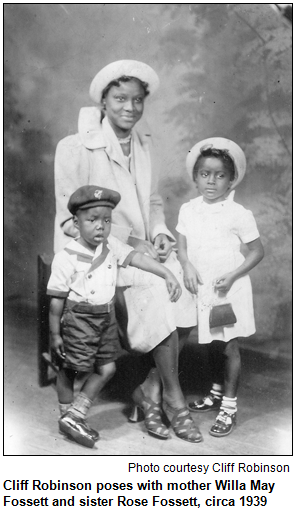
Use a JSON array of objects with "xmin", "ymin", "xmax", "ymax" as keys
[
  {"xmin": 103, "ymin": 79, "xmax": 145, "ymax": 137},
  {"xmin": 194, "ymin": 156, "xmax": 234, "ymax": 204}
]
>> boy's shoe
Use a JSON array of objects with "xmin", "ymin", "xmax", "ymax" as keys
[
  {"xmin": 59, "ymin": 412, "xmax": 98, "ymax": 448},
  {"xmin": 188, "ymin": 394, "xmax": 222, "ymax": 413},
  {"xmin": 209, "ymin": 410, "xmax": 236, "ymax": 437}
]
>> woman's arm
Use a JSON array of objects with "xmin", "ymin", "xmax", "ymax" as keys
[
  {"xmin": 54, "ymin": 136, "xmax": 90, "ymax": 251},
  {"xmin": 129, "ymin": 252, "xmax": 182, "ymax": 302},
  {"xmin": 49, "ymin": 297, "xmax": 66, "ymax": 359},
  {"xmin": 177, "ymin": 233, "xmax": 203, "ymax": 294},
  {"xmin": 215, "ymin": 237, "xmax": 264, "ymax": 293}
]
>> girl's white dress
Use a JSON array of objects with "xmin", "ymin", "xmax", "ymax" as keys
[{"xmin": 176, "ymin": 191, "xmax": 260, "ymax": 344}]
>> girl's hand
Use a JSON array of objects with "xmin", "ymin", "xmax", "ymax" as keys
[
  {"xmin": 214, "ymin": 273, "xmax": 235, "ymax": 294},
  {"xmin": 51, "ymin": 334, "xmax": 66, "ymax": 360},
  {"xmin": 183, "ymin": 261, "xmax": 203, "ymax": 294},
  {"xmin": 154, "ymin": 234, "xmax": 173, "ymax": 262},
  {"xmin": 165, "ymin": 272, "xmax": 182, "ymax": 302}
]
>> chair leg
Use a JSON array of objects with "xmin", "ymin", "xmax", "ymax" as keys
[{"xmin": 37, "ymin": 254, "xmax": 53, "ymax": 386}]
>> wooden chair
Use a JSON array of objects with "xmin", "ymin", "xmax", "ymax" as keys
[{"xmin": 37, "ymin": 254, "xmax": 58, "ymax": 386}]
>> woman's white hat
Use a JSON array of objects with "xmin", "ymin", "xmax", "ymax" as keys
[
  {"xmin": 89, "ymin": 60, "xmax": 159, "ymax": 103},
  {"xmin": 186, "ymin": 137, "xmax": 246, "ymax": 188}
]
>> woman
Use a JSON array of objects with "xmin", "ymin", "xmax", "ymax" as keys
[{"xmin": 54, "ymin": 60, "xmax": 201, "ymax": 443}]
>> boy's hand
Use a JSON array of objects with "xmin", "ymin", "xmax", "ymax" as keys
[
  {"xmin": 214, "ymin": 273, "xmax": 235, "ymax": 294},
  {"xmin": 183, "ymin": 261, "xmax": 203, "ymax": 294},
  {"xmin": 164, "ymin": 272, "xmax": 182, "ymax": 302},
  {"xmin": 50, "ymin": 334, "xmax": 66, "ymax": 360},
  {"xmin": 154, "ymin": 234, "xmax": 173, "ymax": 262}
]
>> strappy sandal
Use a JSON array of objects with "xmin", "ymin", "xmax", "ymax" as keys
[
  {"xmin": 129, "ymin": 386, "xmax": 169, "ymax": 440},
  {"xmin": 163, "ymin": 402, "xmax": 203, "ymax": 443}
]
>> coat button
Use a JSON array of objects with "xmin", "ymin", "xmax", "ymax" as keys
[
  {"xmin": 91, "ymin": 290, "xmax": 95, "ymax": 294},
  {"xmin": 88, "ymin": 274, "xmax": 92, "ymax": 279},
  {"xmin": 108, "ymin": 265, "xmax": 112, "ymax": 269}
]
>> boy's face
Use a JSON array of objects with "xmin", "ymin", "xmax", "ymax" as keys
[
  {"xmin": 74, "ymin": 206, "xmax": 112, "ymax": 250},
  {"xmin": 194, "ymin": 157, "xmax": 233, "ymax": 204}
]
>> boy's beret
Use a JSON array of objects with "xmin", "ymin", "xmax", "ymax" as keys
[{"xmin": 68, "ymin": 185, "xmax": 121, "ymax": 215}]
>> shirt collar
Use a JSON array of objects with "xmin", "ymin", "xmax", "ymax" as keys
[{"xmin": 67, "ymin": 238, "xmax": 109, "ymax": 257}]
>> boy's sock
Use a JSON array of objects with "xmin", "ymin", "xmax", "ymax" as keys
[
  {"xmin": 220, "ymin": 396, "xmax": 237, "ymax": 415},
  {"xmin": 68, "ymin": 392, "xmax": 92, "ymax": 420},
  {"xmin": 59, "ymin": 403, "xmax": 72, "ymax": 417},
  {"xmin": 210, "ymin": 383, "xmax": 224, "ymax": 400}
]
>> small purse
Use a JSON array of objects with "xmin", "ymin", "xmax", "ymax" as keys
[{"xmin": 209, "ymin": 303, "xmax": 237, "ymax": 329}]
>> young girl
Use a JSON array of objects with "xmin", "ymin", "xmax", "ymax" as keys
[{"xmin": 176, "ymin": 138, "xmax": 264, "ymax": 437}]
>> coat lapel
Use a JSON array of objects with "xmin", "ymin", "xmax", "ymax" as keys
[
  {"xmin": 77, "ymin": 107, "xmax": 152, "ymax": 239},
  {"xmin": 131, "ymin": 131, "xmax": 151, "ymax": 238}
]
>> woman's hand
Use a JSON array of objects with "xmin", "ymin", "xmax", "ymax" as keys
[
  {"xmin": 154, "ymin": 234, "xmax": 173, "ymax": 262},
  {"xmin": 183, "ymin": 261, "xmax": 203, "ymax": 294},
  {"xmin": 214, "ymin": 273, "xmax": 235, "ymax": 294},
  {"xmin": 50, "ymin": 334, "xmax": 66, "ymax": 360},
  {"xmin": 128, "ymin": 236, "xmax": 160, "ymax": 260},
  {"xmin": 164, "ymin": 272, "xmax": 182, "ymax": 302}
]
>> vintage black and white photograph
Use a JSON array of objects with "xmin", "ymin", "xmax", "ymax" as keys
[{"xmin": 4, "ymin": 3, "xmax": 292, "ymax": 456}]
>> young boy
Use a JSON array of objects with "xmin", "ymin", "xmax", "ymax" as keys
[{"xmin": 47, "ymin": 185, "xmax": 182, "ymax": 448}]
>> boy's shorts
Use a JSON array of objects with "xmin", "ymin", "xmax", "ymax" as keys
[{"xmin": 61, "ymin": 299, "xmax": 120, "ymax": 372}]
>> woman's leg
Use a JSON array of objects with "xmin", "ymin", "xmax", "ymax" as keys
[
  {"xmin": 177, "ymin": 326, "xmax": 193, "ymax": 354},
  {"xmin": 152, "ymin": 330, "xmax": 185, "ymax": 409},
  {"xmin": 140, "ymin": 327, "xmax": 193, "ymax": 403},
  {"xmin": 152, "ymin": 330, "xmax": 202, "ymax": 443}
]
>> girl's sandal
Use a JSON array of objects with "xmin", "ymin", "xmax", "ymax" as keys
[
  {"xmin": 163, "ymin": 402, "xmax": 203, "ymax": 443},
  {"xmin": 129, "ymin": 386, "xmax": 170, "ymax": 440}
]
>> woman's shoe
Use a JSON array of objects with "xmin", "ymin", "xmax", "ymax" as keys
[
  {"xmin": 209, "ymin": 410, "xmax": 236, "ymax": 437},
  {"xmin": 129, "ymin": 386, "xmax": 169, "ymax": 440},
  {"xmin": 163, "ymin": 402, "xmax": 203, "ymax": 443}
]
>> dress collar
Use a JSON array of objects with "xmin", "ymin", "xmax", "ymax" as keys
[{"xmin": 192, "ymin": 190, "xmax": 235, "ymax": 213}]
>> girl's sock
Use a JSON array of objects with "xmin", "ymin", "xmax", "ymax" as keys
[
  {"xmin": 68, "ymin": 392, "xmax": 92, "ymax": 419},
  {"xmin": 59, "ymin": 402, "xmax": 72, "ymax": 416},
  {"xmin": 211, "ymin": 383, "xmax": 224, "ymax": 400},
  {"xmin": 220, "ymin": 396, "xmax": 237, "ymax": 415}
]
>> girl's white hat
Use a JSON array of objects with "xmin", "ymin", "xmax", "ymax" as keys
[
  {"xmin": 89, "ymin": 60, "xmax": 159, "ymax": 103},
  {"xmin": 186, "ymin": 137, "xmax": 246, "ymax": 188}
]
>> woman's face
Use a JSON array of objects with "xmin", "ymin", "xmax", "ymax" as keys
[{"xmin": 103, "ymin": 79, "xmax": 145, "ymax": 137}]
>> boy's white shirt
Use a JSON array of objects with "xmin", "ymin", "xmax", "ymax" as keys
[{"xmin": 47, "ymin": 235, "xmax": 135, "ymax": 305}]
